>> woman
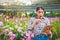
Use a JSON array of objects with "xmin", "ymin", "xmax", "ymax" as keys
[{"xmin": 27, "ymin": 7, "xmax": 51, "ymax": 40}]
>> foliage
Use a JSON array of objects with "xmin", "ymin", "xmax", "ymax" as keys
[{"xmin": 51, "ymin": 20, "xmax": 60, "ymax": 40}]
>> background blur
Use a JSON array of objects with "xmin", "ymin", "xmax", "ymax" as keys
[{"xmin": 0, "ymin": 0, "xmax": 60, "ymax": 40}]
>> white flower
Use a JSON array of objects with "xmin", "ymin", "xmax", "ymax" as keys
[
  {"xmin": 9, "ymin": 27, "xmax": 14, "ymax": 30},
  {"xmin": 15, "ymin": 25, "xmax": 18, "ymax": 29},
  {"xmin": 25, "ymin": 23, "xmax": 27, "ymax": 25},
  {"xmin": 5, "ymin": 18, "xmax": 6, "ymax": 21},
  {"xmin": 16, "ymin": 20, "xmax": 18, "ymax": 22},
  {"xmin": 17, "ymin": 27, "xmax": 22, "ymax": 32},
  {"xmin": 5, "ymin": 29, "xmax": 9, "ymax": 31},
  {"xmin": 9, "ymin": 32, "xmax": 13, "ymax": 35},
  {"xmin": 20, "ymin": 23, "xmax": 22, "ymax": 26},
  {"xmin": 27, "ymin": 12, "xmax": 30, "ymax": 15},
  {"xmin": 2, "ymin": 25, "xmax": 9, "ymax": 28},
  {"xmin": 22, "ymin": 14, "xmax": 25, "ymax": 16},
  {"xmin": 7, "ymin": 19, "xmax": 9, "ymax": 21}
]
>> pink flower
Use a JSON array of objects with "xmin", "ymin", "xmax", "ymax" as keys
[
  {"xmin": 0, "ymin": 21, "xmax": 3, "ymax": 26},
  {"xmin": 6, "ymin": 16, "xmax": 10, "ymax": 19},
  {"xmin": 15, "ymin": 25, "xmax": 18, "ymax": 29},
  {"xmin": 23, "ymin": 31, "xmax": 34, "ymax": 40},
  {"xmin": 9, "ymin": 32, "xmax": 16, "ymax": 40},
  {"xmin": 20, "ymin": 18, "xmax": 25, "ymax": 20},
  {"xmin": 2, "ymin": 30, "xmax": 8, "ymax": 35}
]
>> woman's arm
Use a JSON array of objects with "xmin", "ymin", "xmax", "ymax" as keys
[{"xmin": 28, "ymin": 18, "xmax": 41, "ymax": 30}]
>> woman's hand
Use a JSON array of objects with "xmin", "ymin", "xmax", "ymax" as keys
[
  {"xmin": 33, "ymin": 19, "xmax": 41, "ymax": 24},
  {"xmin": 41, "ymin": 30, "xmax": 51, "ymax": 35},
  {"xmin": 31, "ymin": 19, "xmax": 41, "ymax": 29},
  {"xmin": 46, "ymin": 30, "xmax": 51, "ymax": 35}
]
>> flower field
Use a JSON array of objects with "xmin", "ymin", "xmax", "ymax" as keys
[{"xmin": 0, "ymin": 14, "xmax": 60, "ymax": 40}]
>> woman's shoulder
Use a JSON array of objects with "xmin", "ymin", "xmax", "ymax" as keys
[
  {"xmin": 43, "ymin": 17, "xmax": 49, "ymax": 21},
  {"xmin": 29, "ymin": 17, "xmax": 36, "ymax": 22},
  {"xmin": 30, "ymin": 17, "xmax": 36, "ymax": 20},
  {"xmin": 43, "ymin": 17, "xmax": 50, "ymax": 25}
]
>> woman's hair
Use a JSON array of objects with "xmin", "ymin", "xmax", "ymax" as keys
[{"xmin": 36, "ymin": 7, "xmax": 44, "ymax": 11}]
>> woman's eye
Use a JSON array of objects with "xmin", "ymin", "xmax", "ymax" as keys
[
  {"xmin": 38, "ymin": 11, "xmax": 43, "ymax": 13},
  {"xmin": 38, "ymin": 11, "xmax": 41, "ymax": 13}
]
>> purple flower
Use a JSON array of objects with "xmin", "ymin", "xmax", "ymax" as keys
[
  {"xmin": 17, "ymin": 27, "xmax": 22, "ymax": 32},
  {"xmin": 23, "ymin": 31, "xmax": 34, "ymax": 40},
  {"xmin": 9, "ymin": 32, "xmax": 16, "ymax": 40},
  {"xmin": 0, "ymin": 21, "xmax": 3, "ymax": 26},
  {"xmin": 2, "ymin": 30, "xmax": 8, "ymax": 35}
]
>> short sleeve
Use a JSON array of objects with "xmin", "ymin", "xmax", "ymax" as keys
[
  {"xmin": 27, "ymin": 18, "xmax": 33, "ymax": 30},
  {"xmin": 45, "ymin": 18, "xmax": 50, "ymax": 25}
]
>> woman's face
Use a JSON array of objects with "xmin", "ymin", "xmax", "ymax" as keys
[{"xmin": 36, "ymin": 8, "xmax": 44, "ymax": 17}]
